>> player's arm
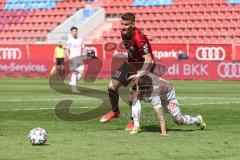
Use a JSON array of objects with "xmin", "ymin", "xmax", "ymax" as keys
[
  {"xmin": 141, "ymin": 53, "xmax": 154, "ymax": 73},
  {"xmin": 150, "ymin": 96, "xmax": 168, "ymax": 136},
  {"xmin": 82, "ymin": 43, "xmax": 85, "ymax": 51},
  {"xmin": 63, "ymin": 48, "xmax": 67, "ymax": 60},
  {"xmin": 53, "ymin": 48, "xmax": 57, "ymax": 64},
  {"xmin": 65, "ymin": 48, "xmax": 70, "ymax": 60},
  {"xmin": 128, "ymin": 53, "xmax": 153, "ymax": 81},
  {"xmin": 137, "ymin": 36, "xmax": 154, "ymax": 74},
  {"xmin": 65, "ymin": 39, "xmax": 71, "ymax": 60},
  {"xmin": 81, "ymin": 43, "xmax": 88, "ymax": 60},
  {"xmin": 154, "ymin": 106, "xmax": 168, "ymax": 136}
]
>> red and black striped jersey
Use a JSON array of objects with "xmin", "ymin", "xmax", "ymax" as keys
[{"xmin": 121, "ymin": 27, "xmax": 155, "ymax": 71}]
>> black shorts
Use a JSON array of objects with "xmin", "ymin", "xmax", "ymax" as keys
[
  {"xmin": 112, "ymin": 62, "xmax": 155, "ymax": 87},
  {"xmin": 56, "ymin": 58, "xmax": 64, "ymax": 65},
  {"xmin": 112, "ymin": 62, "xmax": 136, "ymax": 87}
]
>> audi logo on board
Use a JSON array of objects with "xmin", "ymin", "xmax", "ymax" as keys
[
  {"xmin": 218, "ymin": 62, "xmax": 240, "ymax": 78},
  {"xmin": 196, "ymin": 47, "xmax": 226, "ymax": 61},
  {"xmin": 0, "ymin": 48, "xmax": 22, "ymax": 60}
]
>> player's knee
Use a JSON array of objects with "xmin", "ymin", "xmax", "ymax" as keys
[
  {"xmin": 108, "ymin": 79, "xmax": 122, "ymax": 90},
  {"xmin": 174, "ymin": 118, "xmax": 184, "ymax": 125},
  {"xmin": 108, "ymin": 87, "xmax": 117, "ymax": 94},
  {"xmin": 108, "ymin": 82, "xmax": 118, "ymax": 90},
  {"xmin": 108, "ymin": 85, "xmax": 117, "ymax": 91}
]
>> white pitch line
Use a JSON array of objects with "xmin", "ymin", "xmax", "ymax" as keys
[
  {"xmin": 0, "ymin": 101, "xmax": 240, "ymax": 112},
  {"xmin": 0, "ymin": 97, "xmax": 240, "ymax": 102},
  {"xmin": 177, "ymin": 97, "xmax": 240, "ymax": 100},
  {"xmin": 180, "ymin": 101, "xmax": 240, "ymax": 106},
  {"xmin": 0, "ymin": 98, "xmax": 93, "ymax": 102},
  {"xmin": 0, "ymin": 106, "xmax": 91, "ymax": 112}
]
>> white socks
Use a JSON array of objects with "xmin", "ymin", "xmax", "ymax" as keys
[
  {"xmin": 70, "ymin": 72, "xmax": 82, "ymax": 86},
  {"xmin": 183, "ymin": 115, "xmax": 200, "ymax": 125},
  {"xmin": 77, "ymin": 73, "xmax": 82, "ymax": 80},
  {"xmin": 70, "ymin": 72, "xmax": 77, "ymax": 86},
  {"xmin": 132, "ymin": 99, "xmax": 141, "ymax": 127}
]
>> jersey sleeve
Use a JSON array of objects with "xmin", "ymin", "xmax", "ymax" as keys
[
  {"xmin": 54, "ymin": 47, "xmax": 57, "ymax": 57},
  {"xmin": 134, "ymin": 32, "xmax": 150, "ymax": 56}
]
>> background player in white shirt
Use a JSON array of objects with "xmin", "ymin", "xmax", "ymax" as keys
[
  {"xmin": 129, "ymin": 73, "xmax": 207, "ymax": 134},
  {"xmin": 66, "ymin": 26, "xmax": 85, "ymax": 93}
]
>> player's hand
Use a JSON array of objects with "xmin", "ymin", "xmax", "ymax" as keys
[
  {"xmin": 128, "ymin": 74, "xmax": 137, "ymax": 81},
  {"xmin": 128, "ymin": 71, "xmax": 147, "ymax": 81},
  {"xmin": 128, "ymin": 74, "xmax": 139, "ymax": 85}
]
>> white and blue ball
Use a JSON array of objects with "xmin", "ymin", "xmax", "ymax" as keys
[{"xmin": 28, "ymin": 127, "xmax": 48, "ymax": 145}]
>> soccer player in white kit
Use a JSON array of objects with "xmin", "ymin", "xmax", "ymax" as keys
[
  {"xmin": 129, "ymin": 72, "xmax": 207, "ymax": 134},
  {"xmin": 66, "ymin": 26, "xmax": 85, "ymax": 93}
]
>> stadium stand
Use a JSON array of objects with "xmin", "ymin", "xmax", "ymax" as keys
[
  {"xmin": 97, "ymin": 0, "xmax": 240, "ymax": 44},
  {"xmin": 0, "ymin": 0, "xmax": 84, "ymax": 44},
  {"xmin": 1, "ymin": 0, "xmax": 240, "ymax": 44}
]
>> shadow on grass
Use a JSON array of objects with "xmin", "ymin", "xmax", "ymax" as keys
[
  {"xmin": 31, "ymin": 143, "xmax": 50, "ymax": 147},
  {"xmin": 141, "ymin": 125, "xmax": 197, "ymax": 132},
  {"xmin": 101, "ymin": 123, "xmax": 206, "ymax": 132}
]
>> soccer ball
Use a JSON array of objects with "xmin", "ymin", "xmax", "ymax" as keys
[{"xmin": 28, "ymin": 127, "xmax": 48, "ymax": 145}]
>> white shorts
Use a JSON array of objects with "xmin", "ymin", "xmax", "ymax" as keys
[
  {"xmin": 70, "ymin": 57, "xmax": 84, "ymax": 73},
  {"xmin": 161, "ymin": 88, "xmax": 182, "ymax": 121},
  {"xmin": 145, "ymin": 88, "xmax": 182, "ymax": 121}
]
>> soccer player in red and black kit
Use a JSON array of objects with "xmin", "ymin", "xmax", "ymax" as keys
[{"xmin": 100, "ymin": 13, "xmax": 156, "ymax": 130}]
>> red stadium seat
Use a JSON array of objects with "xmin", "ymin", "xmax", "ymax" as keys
[
  {"xmin": 1, "ymin": 0, "xmax": 239, "ymax": 44},
  {"xmin": 0, "ymin": 0, "xmax": 86, "ymax": 43}
]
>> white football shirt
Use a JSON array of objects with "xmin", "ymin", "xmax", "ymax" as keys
[
  {"xmin": 140, "ymin": 73, "xmax": 173, "ymax": 107},
  {"xmin": 66, "ymin": 36, "xmax": 84, "ymax": 59}
]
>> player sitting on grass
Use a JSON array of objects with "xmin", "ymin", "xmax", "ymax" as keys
[{"xmin": 128, "ymin": 73, "xmax": 207, "ymax": 134}]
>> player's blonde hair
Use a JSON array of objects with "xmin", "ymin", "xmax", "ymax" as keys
[{"xmin": 136, "ymin": 75, "xmax": 153, "ymax": 92}]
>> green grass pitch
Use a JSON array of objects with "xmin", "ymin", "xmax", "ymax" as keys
[{"xmin": 0, "ymin": 78, "xmax": 240, "ymax": 160}]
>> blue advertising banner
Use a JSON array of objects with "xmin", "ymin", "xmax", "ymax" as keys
[
  {"xmin": 4, "ymin": 0, "xmax": 63, "ymax": 10},
  {"xmin": 134, "ymin": 0, "xmax": 173, "ymax": 6},
  {"xmin": 228, "ymin": 0, "xmax": 240, "ymax": 4}
]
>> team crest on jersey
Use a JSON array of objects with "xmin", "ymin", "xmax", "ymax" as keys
[
  {"xmin": 129, "ymin": 46, "xmax": 135, "ymax": 51},
  {"xmin": 128, "ymin": 51, "xmax": 133, "ymax": 58},
  {"xmin": 143, "ymin": 44, "xmax": 149, "ymax": 53}
]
